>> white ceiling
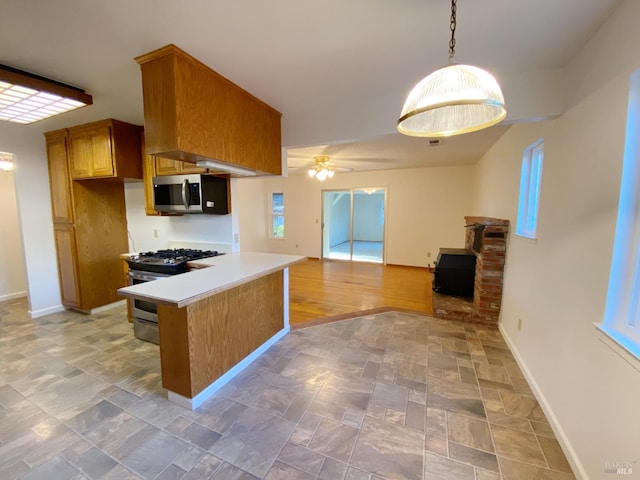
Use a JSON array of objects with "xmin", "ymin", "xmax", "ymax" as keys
[
  {"xmin": 1, "ymin": 0, "xmax": 621, "ymax": 174},
  {"xmin": 287, "ymin": 126, "xmax": 511, "ymax": 173}
]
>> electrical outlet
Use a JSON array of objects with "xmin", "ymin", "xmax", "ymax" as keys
[
  {"xmin": 153, "ymin": 229, "xmax": 158, "ymax": 238},
  {"xmin": 427, "ymin": 252, "xmax": 431, "ymax": 258},
  {"xmin": 517, "ymin": 318, "xmax": 522, "ymax": 331},
  {"xmin": 295, "ymin": 244, "xmax": 299, "ymax": 248}
]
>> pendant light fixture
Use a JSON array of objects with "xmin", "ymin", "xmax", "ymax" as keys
[{"xmin": 397, "ymin": 0, "xmax": 506, "ymax": 137}]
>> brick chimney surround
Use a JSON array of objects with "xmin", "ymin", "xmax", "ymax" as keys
[{"xmin": 432, "ymin": 216, "xmax": 509, "ymax": 325}]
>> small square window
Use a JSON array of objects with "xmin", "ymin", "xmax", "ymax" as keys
[{"xmin": 516, "ymin": 140, "xmax": 544, "ymax": 239}]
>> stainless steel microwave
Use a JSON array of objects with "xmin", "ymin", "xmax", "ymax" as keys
[{"xmin": 153, "ymin": 174, "xmax": 229, "ymax": 214}]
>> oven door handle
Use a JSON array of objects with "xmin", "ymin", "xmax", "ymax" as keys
[
  {"xmin": 181, "ymin": 179, "xmax": 190, "ymax": 210},
  {"xmin": 128, "ymin": 270, "xmax": 168, "ymax": 283}
]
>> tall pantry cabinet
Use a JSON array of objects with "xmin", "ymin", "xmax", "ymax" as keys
[{"xmin": 45, "ymin": 119, "xmax": 142, "ymax": 311}]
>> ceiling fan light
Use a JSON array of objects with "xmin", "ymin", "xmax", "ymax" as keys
[
  {"xmin": 398, "ymin": 64, "xmax": 506, "ymax": 137},
  {"xmin": 307, "ymin": 155, "xmax": 337, "ymax": 181},
  {"xmin": 0, "ymin": 159, "xmax": 14, "ymax": 171},
  {"xmin": 316, "ymin": 169, "xmax": 328, "ymax": 181}
]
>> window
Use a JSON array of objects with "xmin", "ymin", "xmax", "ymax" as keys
[
  {"xmin": 516, "ymin": 139, "xmax": 544, "ymax": 239},
  {"xmin": 600, "ymin": 69, "xmax": 640, "ymax": 360},
  {"xmin": 271, "ymin": 192, "xmax": 284, "ymax": 238}
]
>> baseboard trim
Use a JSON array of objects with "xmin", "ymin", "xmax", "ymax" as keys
[
  {"xmin": 498, "ymin": 323, "xmax": 588, "ymax": 480},
  {"xmin": 0, "ymin": 291, "xmax": 27, "ymax": 302},
  {"xmin": 29, "ymin": 304, "xmax": 66, "ymax": 319}
]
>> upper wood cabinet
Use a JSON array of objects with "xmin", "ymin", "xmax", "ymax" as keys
[
  {"xmin": 68, "ymin": 119, "xmax": 143, "ymax": 180},
  {"xmin": 155, "ymin": 157, "xmax": 207, "ymax": 176},
  {"xmin": 45, "ymin": 130, "xmax": 74, "ymax": 224},
  {"xmin": 135, "ymin": 44, "xmax": 282, "ymax": 175}
]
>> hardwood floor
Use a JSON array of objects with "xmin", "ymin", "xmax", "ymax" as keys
[{"xmin": 288, "ymin": 258, "xmax": 433, "ymax": 326}]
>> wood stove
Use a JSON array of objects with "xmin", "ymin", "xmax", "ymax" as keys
[{"xmin": 432, "ymin": 248, "xmax": 476, "ymax": 298}]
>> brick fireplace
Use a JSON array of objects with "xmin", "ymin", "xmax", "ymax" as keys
[{"xmin": 432, "ymin": 216, "xmax": 509, "ymax": 325}]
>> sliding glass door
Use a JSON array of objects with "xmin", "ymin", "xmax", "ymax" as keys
[{"xmin": 321, "ymin": 188, "xmax": 385, "ymax": 263}]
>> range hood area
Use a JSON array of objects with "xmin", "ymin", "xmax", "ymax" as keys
[{"xmin": 135, "ymin": 44, "xmax": 283, "ymax": 177}]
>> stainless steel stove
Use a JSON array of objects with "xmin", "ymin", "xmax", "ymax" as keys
[{"xmin": 127, "ymin": 248, "xmax": 224, "ymax": 343}]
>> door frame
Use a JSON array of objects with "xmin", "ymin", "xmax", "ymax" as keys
[{"xmin": 320, "ymin": 187, "xmax": 387, "ymax": 264}]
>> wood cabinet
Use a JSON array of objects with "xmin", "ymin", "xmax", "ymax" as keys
[
  {"xmin": 46, "ymin": 130, "xmax": 74, "ymax": 224},
  {"xmin": 68, "ymin": 119, "xmax": 143, "ymax": 180},
  {"xmin": 142, "ymin": 151, "xmax": 159, "ymax": 216},
  {"xmin": 155, "ymin": 157, "xmax": 207, "ymax": 176},
  {"xmin": 122, "ymin": 260, "xmax": 133, "ymax": 323},
  {"xmin": 53, "ymin": 224, "xmax": 81, "ymax": 308},
  {"xmin": 45, "ymin": 122, "xmax": 139, "ymax": 312},
  {"xmin": 135, "ymin": 44, "xmax": 282, "ymax": 176}
]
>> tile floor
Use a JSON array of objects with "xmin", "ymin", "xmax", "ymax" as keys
[{"xmin": 0, "ymin": 297, "xmax": 575, "ymax": 480}]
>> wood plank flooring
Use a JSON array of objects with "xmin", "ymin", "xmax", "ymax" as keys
[{"xmin": 288, "ymin": 258, "xmax": 433, "ymax": 325}]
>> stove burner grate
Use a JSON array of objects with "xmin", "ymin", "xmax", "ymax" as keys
[{"xmin": 127, "ymin": 249, "xmax": 223, "ymax": 274}]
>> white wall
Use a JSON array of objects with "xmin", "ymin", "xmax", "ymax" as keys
[
  {"xmin": 472, "ymin": 64, "xmax": 639, "ymax": 480},
  {"xmin": 236, "ymin": 165, "xmax": 474, "ymax": 267},
  {"xmin": 123, "ymin": 181, "xmax": 234, "ymax": 253},
  {"xmin": 0, "ymin": 168, "xmax": 28, "ymax": 301},
  {"xmin": 0, "ymin": 123, "xmax": 62, "ymax": 316}
]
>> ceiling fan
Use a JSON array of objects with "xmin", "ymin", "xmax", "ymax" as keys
[{"xmin": 296, "ymin": 155, "xmax": 353, "ymax": 181}]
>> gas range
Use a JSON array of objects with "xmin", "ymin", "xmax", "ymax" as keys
[{"xmin": 126, "ymin": 248, "xmax": 224, "ymax": 275}]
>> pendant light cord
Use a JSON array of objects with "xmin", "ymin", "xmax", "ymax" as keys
[{"xmin": 449, "ymin": 0, "xmax": 457, "ymax": 63}]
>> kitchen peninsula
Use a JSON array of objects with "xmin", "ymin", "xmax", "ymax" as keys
[{"xmin": 118, "ymin": 252, "xmax": 306, "ymax": 409}]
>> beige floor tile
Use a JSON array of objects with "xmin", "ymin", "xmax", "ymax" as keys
[
  {"xmin": 487, "ymin": 410, "xmax": 534, "ymax": 433},
  {"xmin": 530, "ymin": 420, "xmax": 555, "ymax": 438},
  {"xmin": 425, "ymin": 435, "xmax": 449, "ymax": 456},
  {"xmin": 2, "ymin": 298, "xmax": 584, "ymax": 480},
  {"xmin": 476, "ymin": 468, "xmax": 502, "ymax": 480},
  {"xmin": 424, "ymin": 451, "xmax": 475, "ymax": 480},
  {"xmin": 426, "ymin": 407, "xmax": 448, "ymax": 439},
  {"xmin": 499, "ymin": 390, "xmax": 547, "ymax": 422},
  {"xmin": 447, "ymin": 413, "xmax": 494, "ymax": 452},
  {"xmin": 538, "ymin": 436, "xmax": 574, "ymax": 473},
  {"xmin": 491, "ymin": 425, "xmax": 547, "ymax": 467},
  {"xmin": 499, "ymin": 456, "xmax": 575, "ymax": 480},
  {"xmin": 449, "ymin": 442, "xmax": 500, "ymax": 472}
]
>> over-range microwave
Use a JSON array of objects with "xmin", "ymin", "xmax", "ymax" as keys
[{"xmin": 153, "ymin": 174, "xmax": 229, "ymax": 214}]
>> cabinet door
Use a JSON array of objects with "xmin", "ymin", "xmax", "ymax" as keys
[
  {"xmin": 154, "ymin": 156, "xmax": 180, "ymax": 176},
  {"xmin": 143, "ymin": 153, "xmax": 160, "ymax": 216},
  {"xmin": 69, "ymin": 125, "xmax": 115, "ymax": 178},
  {"xmin": 154, "ymin": 157, "xmax": 206, "ymax": 175},
  {"xmin": 54, "ymin": 224, "xmax": 81, "ymax": 308},
  {"xmin": 68, "ymin": 132, "xmax": 93, "ymax": 179},
  {"xmin": 88, "ymin": 126, "xmax": 114, "ymax": 177},
  {"xmin": 46, "ymin": 131, "xmax": 74, "ymax": 224},
  {"xmin": 179, "ymin": 161, "xmax": 207, "ymax": 174}
]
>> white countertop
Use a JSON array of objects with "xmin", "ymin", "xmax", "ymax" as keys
[{"xmin": 118, "ymin": 252, "xmax": 306, "ymax": 308}]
